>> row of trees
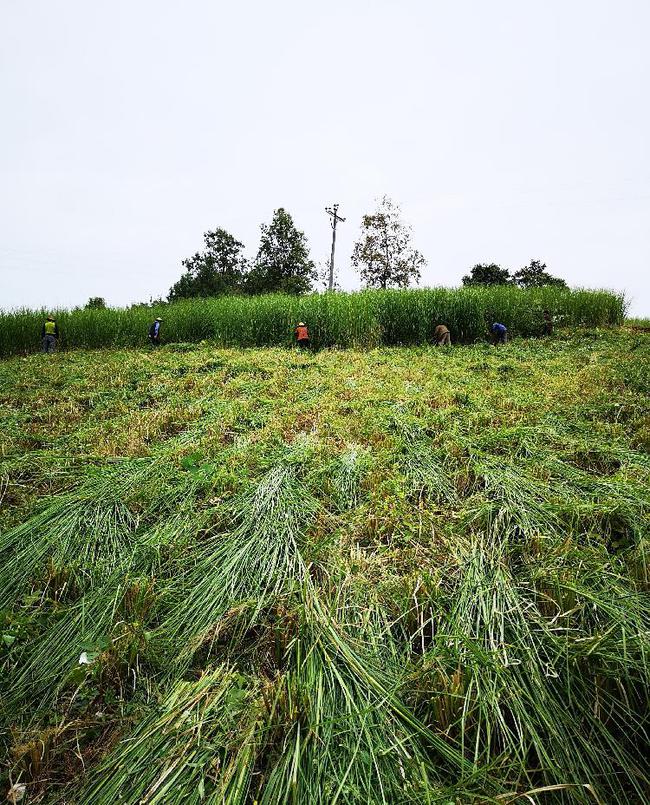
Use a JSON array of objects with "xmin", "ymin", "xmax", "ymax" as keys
[
  {"xmin": 169, "ymin": 209, "xmax": 316, "ymax": 301},
  {"xmin": 462, "ymin": 261, "xmax": 567, "ymax": 289},
  {"xmin": 168, "ymin": 197, "xmax": 426, "ymax": 301},
  {"xmin": 166, "ymin": 197, "xmax": 567, "ymax": 300}
]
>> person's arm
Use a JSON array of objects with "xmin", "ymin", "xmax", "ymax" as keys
[
  {"xmin": 41, "ymin": 324, "xmax": 45, "ymax": 337},
  {"xmin": 54, "ymin": 324, "xmax": 59, "ymax": 337}
]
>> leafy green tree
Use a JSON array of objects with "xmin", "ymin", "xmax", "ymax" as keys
[
  {"xmin": 168, "ymin": 228, "xmax": 248, "ymax": 301},
  {"xmin": 85, "ymin": 297, "xmax": 106, "ymax": 309},
  {"xmin": 351, "ymin": 196, "xmax": 425, "ymax": 289},
  {"xmin": 512, "ymin": 259, "xmax": 567, "ymax": 289},
  {"xmin": 244, "ymin": 208, "xmax": 316, "ymax": 295},
  {"xmin": 462, "ymin": 263, "xmax": 512, "ymax": 286}
]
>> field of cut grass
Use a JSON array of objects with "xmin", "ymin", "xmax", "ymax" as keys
[
  {"xmin": 0, "ymin": 286, "xmax": 626, "ymax": 357},
  {"xmin": 1, "ymin": 327, "xmax": 649, "ymax": 803}
]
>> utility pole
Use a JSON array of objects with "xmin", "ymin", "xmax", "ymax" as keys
[{"xmin": 325, "ymin": 203, "xmax": 345, "ymax": 291}]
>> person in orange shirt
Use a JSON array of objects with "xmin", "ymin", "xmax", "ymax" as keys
[{"xmin": 295, "ymin": 322, "xmax": 310, "ymax": 349}]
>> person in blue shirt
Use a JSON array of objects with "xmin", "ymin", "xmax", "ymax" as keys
[
  {"xmin": 491, "ymin": 322, "xmax": 508, "ymax": 345},
  {"xmin": 148, "ymin": 318, "xmax": 163, "ymax": 347}
]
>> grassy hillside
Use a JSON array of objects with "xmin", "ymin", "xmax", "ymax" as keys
[
  {"xmin": 1, "ymin": 328, "xmax": 649, "ymax": 803},
  {"xmin": 0, "ymin": 286, "xmax": 626, "ymax": 357}
]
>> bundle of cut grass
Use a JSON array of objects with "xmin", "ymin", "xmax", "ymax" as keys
[
  {"xmin": 532, "ymin": 545, "xmax": 650, "ymax": 685},
  {"xmin": 237, "ymin": 594, "xmax": 480, "ymax": 804},
  {"xmin": 1, "ymin": 496, "xmax": 212, "ymax": 723},
  {"xmin": 0, "ymin": 467, "xmax": 140, "ymax": 611},
  {"xmin": 409, "ymin": 538, "xmax": 650, "ymax": 803},
  {"xmin": 462, "ymin": 457, "xmax": 562, "ymax": 541},
  {"xmin": 328, "ymin": 446, "xmax": 370, "ymax": 512},
  {"xmin": 160, "ymin": 465, "xmax": 318, "ymax": 665},
  {"xmin": 1, "ymin": 572, "xmax": 142, "ymax": 728},
  {"xmin": 0, "ymin": 460, "xmax": 207, "ymax": 610},
  {"xmin": 393, "ymin": 419, "xmax": 458, "ymax": 504},
  {"xmin": 76, "ymin": 666, "xmax": 260, "ymax": 804}
]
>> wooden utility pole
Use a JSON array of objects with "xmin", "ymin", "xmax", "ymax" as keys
[{"xmin": 325, "ymin": 204, "xmax": 345, "ymax": 291}]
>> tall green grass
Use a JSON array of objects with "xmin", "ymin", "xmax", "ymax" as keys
[{"xmin": 0, "ymin": 286, "xmax": 626, "ymax": 356}]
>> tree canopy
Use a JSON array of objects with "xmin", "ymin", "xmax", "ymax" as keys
[
  {"xmin": 463, "ymin": 260, "xmax": 568, "ymax": 289},
  {"xmin": 462, "ymin": 263, "xmax": 512, "ymax": 286},
  {"xmin": 168, "ymin": 228, "xmax": 248, "ymax": 301},
  {"xmin": 512, "ymin": 259, "xmax": 568, "ymax": 289},
  {"xmin": 352, "ymin": 196, "xmax": 425, "ymax": 289},
  {"xmin": 244, "ymin": 208, "xmax": 316, "ymax": 296}
]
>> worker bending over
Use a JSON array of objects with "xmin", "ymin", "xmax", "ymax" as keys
[
  {"xmin": 295, "ymin": 322, "xmax": 310, "ymax": 349},
  {"xmin": 491, "ymin": 322, "xmax": 508, "ymax": 345},
  {"xmin": 434, "ymin": 324, "xmax": 451, "ymax": 346},
  {"xmin": 41, "ymin": 315, "xmax": 59, "ymax": 353}
]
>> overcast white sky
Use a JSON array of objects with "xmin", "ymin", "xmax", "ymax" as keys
[{"xmin": 2, "ymin": 0, "xmax": 649, "ymax": 314}]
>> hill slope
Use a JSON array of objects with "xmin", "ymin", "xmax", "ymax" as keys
[{"xmin": 1, "ymin": 329, "xmax": 649, "ymax": 803}]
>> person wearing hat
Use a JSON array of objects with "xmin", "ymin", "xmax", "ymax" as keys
[
  {"xmin": 149, "ymin": 317, "xmax": 163, "ymax": 347},
  {"xmin": 41, "ymin": 315, "xmax": 59, "ymax": 353},
  {"xmin": 294, "ymin": 321, "xmax": 310, "ymax": 349}
]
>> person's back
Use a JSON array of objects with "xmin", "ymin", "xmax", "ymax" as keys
[
  {"xmin": 491, "ymin": 322, "xmax": 507, "ymax": 345},
  {"xmin": 41, "ymin": 317, "xmax": 59, "ymax": 353},
  {"xmin": 434, "ymin": 324, "xmax": 451, "ymax": 346},
  {"xmin": 295, "ymin": 322, "xmax": 309, "ymax": 348}
]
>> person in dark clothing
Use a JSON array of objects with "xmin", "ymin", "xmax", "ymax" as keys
[
  {"xmin": 41, "ymin": 316, "xmax": 59, "ymax": 353},
  {"xmin": 295, "ymin": 322, "xmax": 310, "ymax": 349},
  {"xmin": 491, "ymin": 322, "xmax": 508, "ymax": 345},
  {"xmin": 434, "ymin": 324, "xmax": 451, "ymax": 346},
  {"xmin": 149, "ymin": 318, "xmax": 162, "ymax": 347},
  {"xmin": 543, "ymin": 310, "xmax": 553, "ymax": 336}
]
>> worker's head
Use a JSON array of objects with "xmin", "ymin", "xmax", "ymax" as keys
[
  {"xmin": 47, "ymin": 315, "xmax": 54, "ymax": 321},
  {"xmin": 155, "ymin": 318, "xmax": 162, "ymax": 322},
  {"xmin": 298, "ymin": 322, "xmax": 305, "ymax": 327}
]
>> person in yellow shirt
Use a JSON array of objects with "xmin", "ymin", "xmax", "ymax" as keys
[{"xmin": 41, "ymin": 315, "xmax": 59, "ymax": 353}]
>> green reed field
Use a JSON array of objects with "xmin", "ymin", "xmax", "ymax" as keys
[
  {"xmin": 1, "ymin": 325, "xmax": 648, "ymax": 803},
  {"xmin": 0, "ymin": 286, "xmax": 626, "ymax": 357}
]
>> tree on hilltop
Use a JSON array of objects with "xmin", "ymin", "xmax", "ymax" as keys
[
  {"xmin": 244, "ymin": 208, "xmax": 316, "ymax": 295},
  {"xmin": 512, "ymin": 259, "xmax": 567, "ymax": 289},
  {"xmin": 352, "ymin": 196, "xmax": 426, "ymax": 289},
  {"xmin": 462, "ymin": 263, "xmax": 512, "ymax": 286},
  {"xmin": 85, "ymin": 297, "xmax": 106, "ymax": 309},
  {"xmin": 168, "ymin": 228, "xmax": 248, "ymax": 301}
]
